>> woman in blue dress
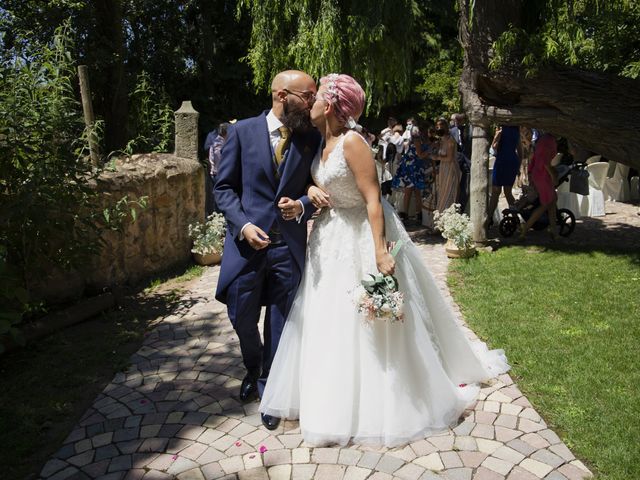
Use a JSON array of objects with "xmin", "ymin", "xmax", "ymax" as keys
[
  {"xmin": 487, "ymin": 125, "xmax": 522, "ymax": 227},
  {"xmin": 392, "ymin": 126, "xmax": 427, "ymax": 222}
]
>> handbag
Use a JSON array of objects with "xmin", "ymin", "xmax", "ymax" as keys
[{"xmin": 569, "ymin": 168, "xmax": 590, "ymax": 195}]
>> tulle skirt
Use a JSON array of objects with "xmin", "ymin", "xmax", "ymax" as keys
[{"xmin": 259, "ymin": 201, "xmax": 509, "ymax": 447}]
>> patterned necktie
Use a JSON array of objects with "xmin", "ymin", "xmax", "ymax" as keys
[{"xmin": 275, "ymin": 126, "xmax": 291, "ymax": 166}]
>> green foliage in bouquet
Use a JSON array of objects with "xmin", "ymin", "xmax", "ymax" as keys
[{"xmin": 361, "ymin": 273, "xmax": 399, "ymax": 295}]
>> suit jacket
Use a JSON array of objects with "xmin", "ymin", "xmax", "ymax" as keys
[{"xmin": 214, "ymin": 111, "xmax": 321, "ymax": 303}]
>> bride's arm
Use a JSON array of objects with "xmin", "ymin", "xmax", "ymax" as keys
[{"xmin": 343, "ymin": 133, "xmax": 395, "ymax": 276}]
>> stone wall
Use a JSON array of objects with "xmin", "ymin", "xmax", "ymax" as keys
[
  {"xmin": 31, "ymin": 101, "xmax": 204, "ymax": 303},
  {"xmin": 88, "ymin": 153, "xmax": 205, "ymax": 289},
  {"xmin": 33, "ymin": 153, "xmax": 205, "ymax": 303}
]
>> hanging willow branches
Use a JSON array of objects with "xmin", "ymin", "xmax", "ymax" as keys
[{"xmin": 237, "ymin": 0, "xmax": 420, "ymax": 112}]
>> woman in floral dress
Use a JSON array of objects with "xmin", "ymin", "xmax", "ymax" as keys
[{"xmin": 392, "ymin": 125, "xmax": 427, "ymax": 221}]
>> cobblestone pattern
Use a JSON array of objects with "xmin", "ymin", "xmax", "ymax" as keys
[{"xmin": 39, "ymin": 234, "xmax": 596, "ymax": 480}]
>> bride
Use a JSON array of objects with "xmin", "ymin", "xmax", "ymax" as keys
[{"xmin": 259, "ymin": 73, "xmax": 509, "ymax": 447}]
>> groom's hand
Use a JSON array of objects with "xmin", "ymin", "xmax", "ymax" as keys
[
  {"xmin": 278, "ymin": 197, "xmax": 303, "ymax": 221},
  {"xmin": 243, "ymin": 225, "xmax": 271, "ymax": 250}
]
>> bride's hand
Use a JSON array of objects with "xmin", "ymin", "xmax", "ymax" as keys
[
  {"xmin": 376, "ymin": 251, "xmax": 395, "ymax": 276},
  {"xmin": 308, "ymin": 185, "xmax": 331, "ymax": 209}
]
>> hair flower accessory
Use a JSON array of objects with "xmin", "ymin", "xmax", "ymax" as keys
[
  {"xmin": 325, "ymin": 73, "xmax": 340, "ymax": 100},
  {"xmin": 346, "ymin": 117, "xmax": 357, "ymax": 129}
]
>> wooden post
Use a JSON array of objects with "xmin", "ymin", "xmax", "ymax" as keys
[{"xmin": 78, "ymin": 65, "xmax": 101, "ymax": 166}]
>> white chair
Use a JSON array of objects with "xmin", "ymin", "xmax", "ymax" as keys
[
  {"xmin": 603, "ymin": 161, "xmax": 630, "ymax": 202},
  {"xmin": 556, "ymin": 177, "xmax": 581, "ymax": 218},
  {"xmin": 585, "ymin": 155, "xmax": 602, "ymax": 165},
  {"xmin": 579, "ymin": 162, "xmax": 608, "ymax": 217},
  {"xmin": 630, "ymin": 176, "xmax": 640, "ymax": 201}
]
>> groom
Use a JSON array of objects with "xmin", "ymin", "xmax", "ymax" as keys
[{"xmin": 214, "ymin": 70, "xmax": 321, "ymax": 430}]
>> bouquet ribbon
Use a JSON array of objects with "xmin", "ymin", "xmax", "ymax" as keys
[{"xmin": 389, "ymin": 240, "xmax": 403, "ymax": 258}]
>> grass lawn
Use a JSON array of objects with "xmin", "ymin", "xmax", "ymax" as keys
[
  {"xmin": 448, "ymin": 245, "xmax": 640, "ymax": 480},
  {"xmin": 0, "ymin": 264, "xmax": 204, "ymax": 480}
]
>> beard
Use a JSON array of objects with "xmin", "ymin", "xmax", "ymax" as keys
[{"xmin": 282, "ymin": 103, "xmax": 314, "ymax": 132}]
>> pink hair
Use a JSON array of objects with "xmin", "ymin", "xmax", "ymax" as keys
[{"xmin": 319, "ymin": 74, "xmax": 366, "ymax": 124}]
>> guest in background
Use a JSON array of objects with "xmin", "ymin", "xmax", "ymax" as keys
[
  {"xmin": 451, "ymin": 114, "xmax": 472, "ymax": 211},
  {"xmin": 414, "ymin": 122, "xmax": 438, "ymax": 229},
  {"xmin": 378, "ymin": 116, "xmax": 399, "ymax": 161},
  {"xmin": 402, "ymin": 116, "xmax": 417, "ymax": 154},
  {"xmin": 392, "ymin": 120, "xmax": 426, "ymax": 222},
  {"xmin": 204, "ymin": 122, "xmax": 230, "ymax": 213},
  {"xmin": 431, "ymin": 117, "xmax": 461, "ymax": 214},
  {"xmin": 520, "ymin": 134, "xmax": 559, "ymax": 240},
  {"xmin": 486, "ymin": 125, "xmax": 522, "ymax": 228},
  {"xmin": 517, "ymin": 126, "xmax": 533, "ymax": 188}
]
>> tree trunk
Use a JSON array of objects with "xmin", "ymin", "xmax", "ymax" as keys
[
  {"xmin": 458, "ymin": 0, "xmax": 640, "ymax": 171},
  {"xmin": 469, "ymin": 125, "xmax": 490, "ymax": 244},
  {"xmin": 92, "ymin": 0, "xmax": 128, "ymax": 153}
]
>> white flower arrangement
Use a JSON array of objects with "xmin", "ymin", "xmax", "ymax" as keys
[
  {"xmin": 433, "ymin": 203, "xmax": 474, "ymax": 250},
  {"xmin": 188, "ymin": 212, "xmax": 226, "ymax": 255}
]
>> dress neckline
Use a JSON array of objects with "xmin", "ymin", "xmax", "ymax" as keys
[{"xmin": 319, "ymin": 133, "xmax": 347, "ymax": 167}]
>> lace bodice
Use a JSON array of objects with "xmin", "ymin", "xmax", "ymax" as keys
[{"xmin": 311, "ymin": 132, "xmax": 367, "ymax": 209}]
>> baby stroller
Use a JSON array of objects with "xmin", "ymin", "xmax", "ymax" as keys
[{"xmin": 498, "ymin": 162, "xmax": 586, "ymax": 238}]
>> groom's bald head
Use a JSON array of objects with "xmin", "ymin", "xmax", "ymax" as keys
[{"xmin": 271, "ymin": 70, "xmax": 315, "ymax": 96}]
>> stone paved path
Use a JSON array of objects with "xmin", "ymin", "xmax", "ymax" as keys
[{"xmin": 38, "ymin": 235, "xmax": 600, "ymax": 480}]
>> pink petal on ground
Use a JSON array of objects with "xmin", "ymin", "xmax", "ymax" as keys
[
  {"xmin": 459, "ymin": 383, "xmax": 467, "ymax": 387},
  {"xmin": 259, "ymin": 445, "xmax": 268, "ymax": 453},
  {"xmin": 235, "ymin": 441, "xmax": 242, "ymax": 447},
  {"xmin": 172, "ymin": 455, "xmax": 178, "ymax": 461}
]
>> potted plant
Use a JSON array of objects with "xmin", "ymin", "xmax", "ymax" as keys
[
  {"xmin": 188, "ymin": 212, "xmax": 226, "ymax": 265},
  {"xmin": 433, "ymin": 204, "xmax": 476, "ymax": 258}
]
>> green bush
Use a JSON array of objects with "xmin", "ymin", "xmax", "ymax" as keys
[
  {"xmin": 0, "ymin": 21, "xmax": 97, "ymax": 334},
  {"xmin": 125, "ymin": 71, "xmax": 174, "ymax": 154}
]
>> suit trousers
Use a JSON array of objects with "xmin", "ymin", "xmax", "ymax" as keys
[{"xmin": 226, "ymin": 242, "xmax": 300, "ymax": 396}]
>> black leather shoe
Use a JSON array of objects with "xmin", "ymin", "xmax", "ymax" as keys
[
  {"xmin": 261, "ymin": 413, "xmax": 281, "ymax": 430},
  {"xmin": 239, "ymin": 374, "xmax": 258, "ymax": 402}
]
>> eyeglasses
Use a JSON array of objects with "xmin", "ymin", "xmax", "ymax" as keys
[{"xmin": 283, "ymin": 88, "xmax": 316, "ymax": 104}]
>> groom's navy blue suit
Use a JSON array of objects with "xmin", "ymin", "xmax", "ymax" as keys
[{"xmin": 214, "ymin": 111, "xmax": 320, "ymax": 395}]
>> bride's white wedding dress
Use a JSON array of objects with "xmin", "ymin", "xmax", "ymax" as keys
[{"xmin": 259, "ymin": 132, "xmax": 509, "ymax": 447}]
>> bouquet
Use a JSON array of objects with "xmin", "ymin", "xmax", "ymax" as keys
[{"xmin": 357, "ymin": 241, "xmax": 404, "ymax": 324}]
